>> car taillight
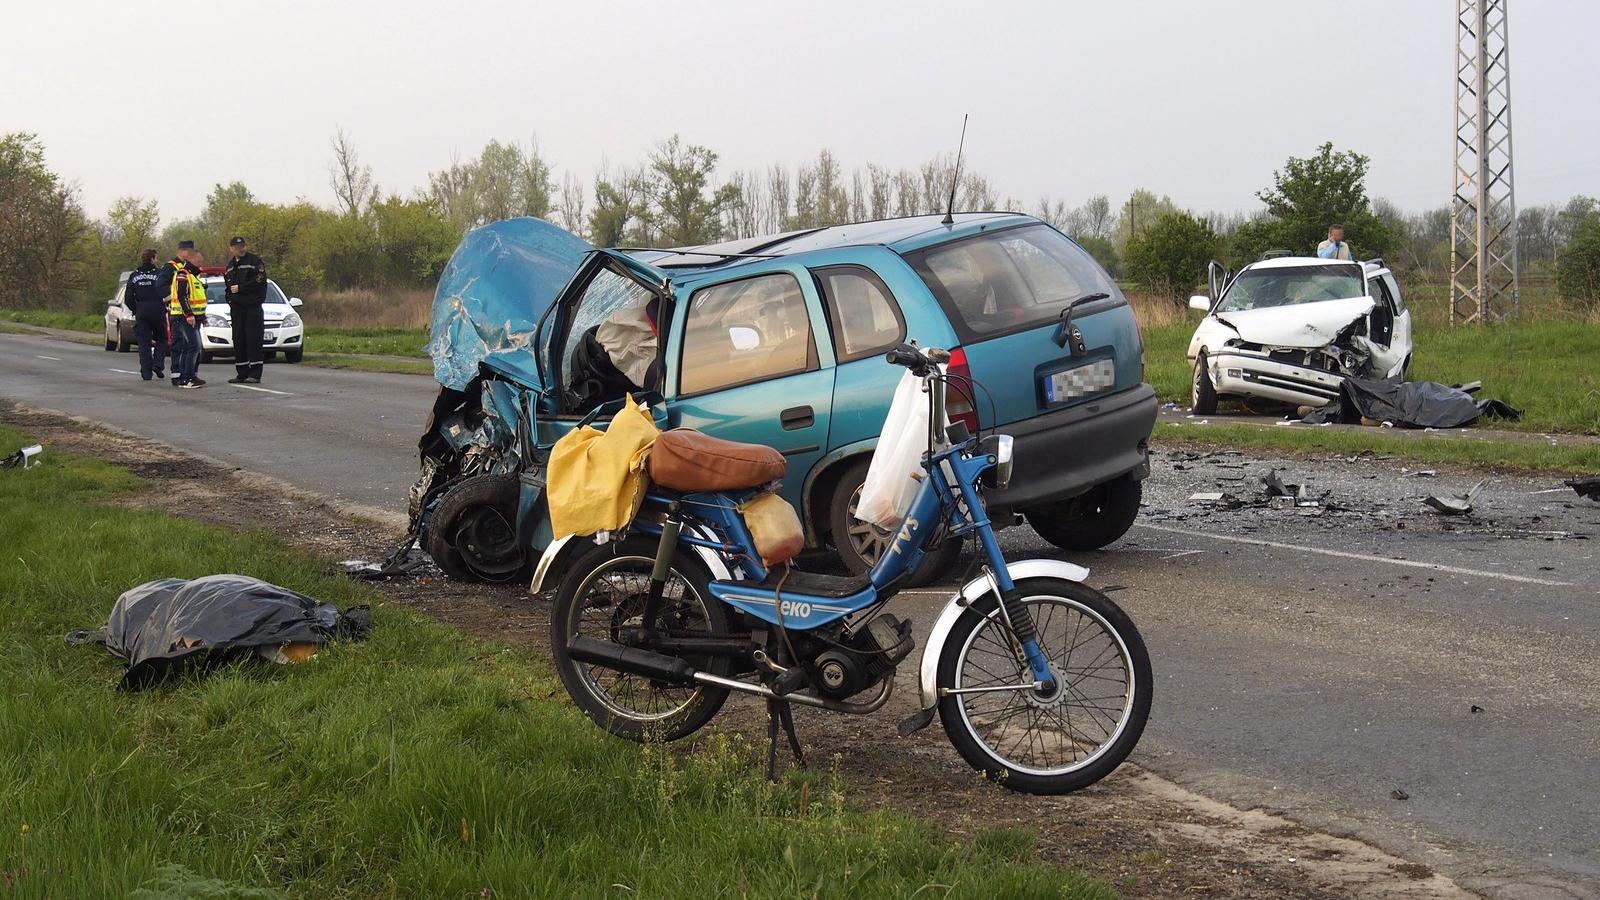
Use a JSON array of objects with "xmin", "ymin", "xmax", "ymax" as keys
[{"xmin": 944, "ymin": 346, "xmax": 979, "ymax": 433}]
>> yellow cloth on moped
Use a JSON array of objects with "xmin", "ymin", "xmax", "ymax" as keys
[{"xmin": 547, "ymin": 397, "xmax": 660, "ymax": 540}]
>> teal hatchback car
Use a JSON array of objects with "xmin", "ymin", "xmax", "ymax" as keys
[{"xmin": 415, "ymin": 213, "xmax": 1156, "ymax": 585}]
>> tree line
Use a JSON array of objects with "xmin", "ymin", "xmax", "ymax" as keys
[{"xmin": 4, "ymin": 130, "xmax": 1597, "ymax": 313}]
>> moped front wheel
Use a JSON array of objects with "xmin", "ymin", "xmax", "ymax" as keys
[
  {"xmin": 551, "ymin": 536, "xmax": 730, "ymax": 742},
  {"xmin": 937, "ymin": 578, "xmax": 1151, "ymax": 794}
]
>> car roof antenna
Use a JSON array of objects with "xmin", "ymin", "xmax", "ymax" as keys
[{"xmin": 941, "ymin": 114, "xmax": 969, "ymax": 226}]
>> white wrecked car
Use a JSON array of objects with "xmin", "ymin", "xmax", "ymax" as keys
[{"xmin": 1186, "ymin": 255, "xmax": 1411, "ymax": 414}]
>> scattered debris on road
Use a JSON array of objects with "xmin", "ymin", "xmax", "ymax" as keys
[
  {"xmin": 1262, "ymin": 469, "xmax": 1321, "ymax": 508},
  {"xmin": 1390, "ymin": 789, "xmax": 1410, "ymax": 801},
  {"xmin": 338, "ymin": 536, "xmax": 439, "ymax": 581},
  {"xmin": 1423, "ymin": 480, "xmax": 1485, "ymax": 516}
]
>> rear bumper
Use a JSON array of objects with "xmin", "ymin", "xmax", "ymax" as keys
[
  {"xmin": 986, "ymin": 383, "xmax": 1157, "ymax": 518},
  {"xmin": 1209, "ymin": 349, "xmax": 1343, "ymax": 408}
]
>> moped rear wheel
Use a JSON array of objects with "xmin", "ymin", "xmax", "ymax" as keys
[
  {"xmin": 937, "ymin": 577, "xmax": 1151, "ymax": 794},
  {"xmin": 551, "ymin": 537, "xmax": 730, "ymax": 742}
]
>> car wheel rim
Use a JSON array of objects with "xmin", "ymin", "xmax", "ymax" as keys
[
  {"xmin": 452, "ymin": 505, "xmax": 523, "ymax": 581},
  {"xmin": 845, "ymin": 483, "xmax": 891, "ymax": 565}
]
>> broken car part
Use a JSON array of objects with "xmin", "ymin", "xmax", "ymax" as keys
[
  {"xmin": 0, "ymin": 443, "xmax": 42, "ymax": 469},
  {"xmin": 1423, "ymin": 480, "xmax": 1485, "ymax": 516}
]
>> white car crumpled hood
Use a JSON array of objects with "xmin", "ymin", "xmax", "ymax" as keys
[{"xmin": 1213, "ymin": 296, "xmax": 1375, "ymax": 348}]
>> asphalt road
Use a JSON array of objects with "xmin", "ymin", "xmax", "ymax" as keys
[{"xmin": 4, "ymin": 330, "xmax": 1597, "ymax": 897}]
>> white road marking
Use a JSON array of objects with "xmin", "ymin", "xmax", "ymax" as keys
[
  {"xmin": 232, "ymin": 383, "xmax": 291, "ymax": 396},
  {"xmin": 108, "ymin": 368, "xmax": 140, "ymax": 375},
  {"xmin": 36, "ymin": 355, "xmax": 60, "ymax": 360},
  {"xmin": 1135, "ymin": 522, "xmax": 1573, "ymax": 587}
]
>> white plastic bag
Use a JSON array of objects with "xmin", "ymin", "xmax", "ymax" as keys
[{"xmin": 857, "ymin": 367, "xmax": 943, "ymax": 529}]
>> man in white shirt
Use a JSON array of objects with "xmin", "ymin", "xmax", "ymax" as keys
[{"xmin": 1317, "ymin": 224, "xmax": 1353, "ymax": 260}]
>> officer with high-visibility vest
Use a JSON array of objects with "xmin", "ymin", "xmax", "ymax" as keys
[{"xmin": 159, "ymin": 240, "xmax": 207, "ymax": 388}]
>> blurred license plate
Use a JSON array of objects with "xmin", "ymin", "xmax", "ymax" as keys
[{"xmin": 1044, "ymin": 359, "xmax": 1115, "ymax": 404}]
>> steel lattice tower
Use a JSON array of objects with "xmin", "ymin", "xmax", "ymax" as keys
[{"xmin": 1451, "ymin": 0, "xmax": 1519, "ymax": 324}]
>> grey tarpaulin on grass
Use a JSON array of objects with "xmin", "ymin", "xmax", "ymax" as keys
[
  {"xmin": 1300, "ymin": 378, "xmax": 1522, "ymax": 429},
  {"xmin": 66, "ymin": 575, "xmax": 371, "ymax": 689}
]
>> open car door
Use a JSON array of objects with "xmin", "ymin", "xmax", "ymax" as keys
[
  {"xmin": 533, "ymin": 248, "xmax": 674, "ymax": 441},
  {"xmin": 1207, "ymin": 259, "xmax": 1232, "ymax": 308}
]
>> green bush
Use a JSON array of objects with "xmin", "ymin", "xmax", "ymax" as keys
[
  {"xmin": 1555, "ymin": 214, "xmax": 1600, "ymax": 311},
  {"xmin": 1124, "ymin": 211, "xmax": 1218, "ymax": 304}
]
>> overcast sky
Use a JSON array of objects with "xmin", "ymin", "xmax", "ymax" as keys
[{"xmin": 7, "ymin": 0, "xmax": 1597, "ymax": 223}]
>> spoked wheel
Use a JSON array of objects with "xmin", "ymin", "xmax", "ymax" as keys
[
  {"xmin": 550, "ymin": 537, "xmax": 731, "ymax": 742},
  {"xmin": 937, "ymin": 577, "xmax": 1151, "ymax": 794}
]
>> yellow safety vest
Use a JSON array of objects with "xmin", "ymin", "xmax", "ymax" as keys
[{"xmin": 167, "ymin": 262, "xmax": 208, "ymax": 316}]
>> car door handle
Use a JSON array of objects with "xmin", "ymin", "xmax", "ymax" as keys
[{"xmin": 779, "ymin": 406, "xmax": 813, "ymax": 430}]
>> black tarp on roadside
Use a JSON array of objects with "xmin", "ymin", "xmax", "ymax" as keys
[
  {"xmin": 1300, "ymin": 378, "xmax": 1521, "ymax": 429},
  {"xmin": 67, "ymin": 575, "xmax": 370, "ymax": 689}
]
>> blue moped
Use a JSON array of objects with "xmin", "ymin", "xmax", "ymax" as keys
[{"xmin": 549, "ymin": 344, "xmax": 1151, "ymax": 793}]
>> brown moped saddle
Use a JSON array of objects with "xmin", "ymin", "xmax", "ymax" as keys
[{"xmin": 649, "ymin": 428, "xmax": 785, "ymax": 492}]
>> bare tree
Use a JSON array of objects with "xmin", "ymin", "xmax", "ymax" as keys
[
  {"xmin": 1081, "ymin": 195, "xmax": 1113, "ymax": 239},
  {"xmin": 554, "ymin": 172, "xmax": 588, "ymax": 239},
  {"xmin": 328, "ymin": 127, "xmax": 377, "ymax": 217}
]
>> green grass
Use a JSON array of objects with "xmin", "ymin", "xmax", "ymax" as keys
[
  {"xmin": 301, "ymin": 352, "xmax": 434, "ymax": 376},
  {"xmin": 1141, "ymin": 319, "xmax": 1600, "ymax": 436},
  {"xmin": 0, "ymin": 309, "xmax": 105, "ymax": 333},
  {"xmin": 0, "ymin": 427, "xmax": 1109, "ymax": 900},
  {"xmin": 308, "ymin": 328, "xmax": 428, "ymax": 358},
  {"xmin": 1155, "ymin": 421, "xmax": 1600, "ymax": 474}
]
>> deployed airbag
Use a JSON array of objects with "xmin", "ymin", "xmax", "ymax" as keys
[{"xmin": 68, "ymin": 575, "xmax": 371, "ymax": 689}]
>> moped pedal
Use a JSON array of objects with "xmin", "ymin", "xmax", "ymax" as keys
[
  {"xmin": 897, "ymin": 706, "xmax": 936, "ymax": 736},
  {"xmin": 771, "ymin": 666, "xmax": 808, "ymax": 697}
]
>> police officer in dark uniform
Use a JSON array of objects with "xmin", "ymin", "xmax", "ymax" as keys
[
  {"xmin": 224, "ymin": 236, "xmax": 268, "ymax": 384},
  {"xmin": 126, "ymin": 249, "xmax": 169, "ymax": 381}
]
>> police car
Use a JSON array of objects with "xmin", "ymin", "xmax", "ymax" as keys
[
  {"xmin": 194, "ymin": 267, "xmax": 307, "ymax": 363},
  {"xmin": 102, "ymin": 271, "xmax": 137, "ymax": 352}
]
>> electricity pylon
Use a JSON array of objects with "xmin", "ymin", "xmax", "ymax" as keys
[{"xmin": 1451, "ymin": 0, "xmax": 1519, "ymax": 324}]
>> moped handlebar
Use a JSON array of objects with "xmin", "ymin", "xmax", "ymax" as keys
[{"xmin": 884, "ymin": 344, "xmax": 950, "ymax": 372}]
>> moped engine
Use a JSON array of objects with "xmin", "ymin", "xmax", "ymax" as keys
[{"xmin": 810, "ymin": 614, "xmax": 915, "ymax": 700}]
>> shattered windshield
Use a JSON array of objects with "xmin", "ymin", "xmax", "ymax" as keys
[{"xmin": 1218, "ymin": 264, "xmax": 1364, "ymax": 312}]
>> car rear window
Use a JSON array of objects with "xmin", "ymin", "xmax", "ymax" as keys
[{"xmin": 906, "ymin": 225, "xmax": 1115, "ymax": 341}]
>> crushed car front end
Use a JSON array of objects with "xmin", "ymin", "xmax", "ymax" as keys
[{"xmin": 1189, "ymin": 259, "xmax": 1409, "ymax": 411}]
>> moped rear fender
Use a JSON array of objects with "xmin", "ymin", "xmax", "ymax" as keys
[
  {"xmin": 528, "ymin": 527, "xmax": 736, "ymax": 595},
  {"xmin": 914, "ymin": 558, "xmax": 1090, "ymax": 713}
]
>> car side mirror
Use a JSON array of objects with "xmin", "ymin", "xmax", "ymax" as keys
[
  {"xmin": 1188, "ymin": 295, "xmax": 1212, "ymax": 312},
  {"xmin": 289, "ymin": 297, "xmax": 303, "ymax": 307},
  {"xmin": 727, "ymin": 325, "xmax": 759, "ymax": 351}
]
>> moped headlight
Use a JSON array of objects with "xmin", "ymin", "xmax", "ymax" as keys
[
  {"xmin": 979, "ymin": 434, "xmax": 1014, "ymax": 490},
  {"xmin": 993, "ymin": 434, "xmax": 1014, "ymax": 490}
]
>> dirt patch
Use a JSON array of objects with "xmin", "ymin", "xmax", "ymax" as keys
[{"xmin": 2, "ymin": 400, "xmax": 1476, "ymax": 899}]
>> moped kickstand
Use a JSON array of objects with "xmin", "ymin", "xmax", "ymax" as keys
[{"xmin": 764, "ymin": 697, "xmax": 805, "ymax": 781}]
